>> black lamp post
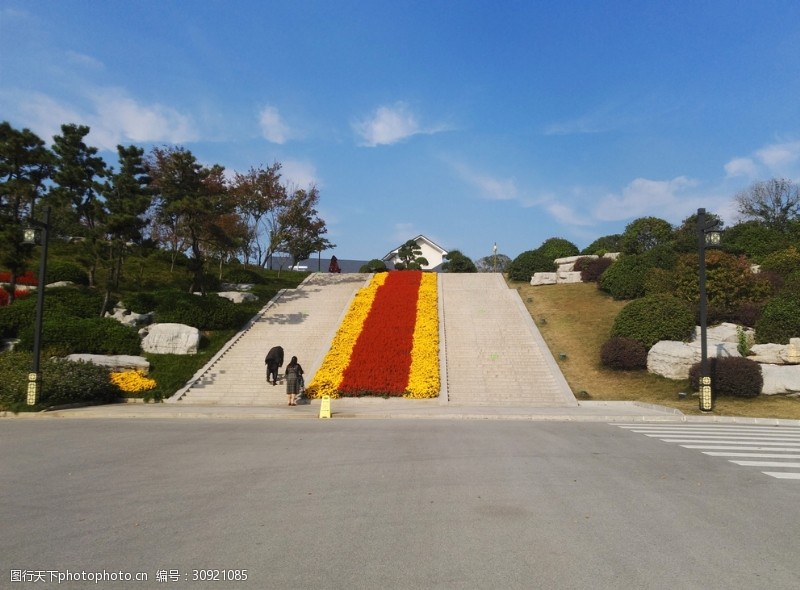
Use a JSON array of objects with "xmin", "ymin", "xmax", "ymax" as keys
[
  {"xmin": 21, "ymin": 206, "xmax": 51, "ymax": 406},
  {"xmin": 697, "ymin": 207, "xmax": 722, "ymax": 412}
]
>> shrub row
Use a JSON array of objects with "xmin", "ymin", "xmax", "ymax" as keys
[
  {"xmin": 688, "ymin": 357, "xmax": 763, "ymax": 398},
  {"xmin": 0, "ymin": 352, "xmax": 121, "ymax": 411}
]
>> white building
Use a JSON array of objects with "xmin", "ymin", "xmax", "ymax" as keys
[{"xmin": 382, "ymin": 235, "xmax": 448, "ymax": 270}]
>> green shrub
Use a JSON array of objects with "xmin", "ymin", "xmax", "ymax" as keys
[
  {"xmin": 598, "ymin": 255, "xmax": 649, "ymax": 299},
  {"xmin": 152, "ymin": 291, "xmax": 251, "ymax": 330},
  {"xmin": 759, "ymin": 246, "xmax": 800, "ymax": 279},
  {"xmin": 610, "ymin": 293, "xmax": 695, "ymax": 349},
  {"xmin": 536, "ymin": 237, "xmax": 579, "ymax": 261},
  {"xmin": 600, "ymin": 336, "xmax": 648, "ymax": 370},
  {"xmin": 45, "ymin": 260, "xmax": 89, "ymax": 285},
  {"xmin": 643, "ymin": 268, "xmax": 674, "ymax": 295},
  {"xmin": 576, "ymin": 257, "xmax": 612, "ymax": 282},
  {"xmin": 359, "ymin": 259, "xmax": 388, "ymax": 273},
  {"xmin": 17, "ymin": 316, "xmax": 141, "ymax": 355},
  {"xmin": 688, "ymin": 357, "xmax": 762, "ymax": 398},
  {"xmin": 223, "ymin": 267, "xmax": 264, "ymax": 284},
  {"xmin": 755, "ymin": 293, "xmax": 800, "ymax": 344},
  {"xmin": 0, "ymin": 287, "xmax": 104, "ymax": 338},
  {"xmin": 508, "ymin": 250, "xmax": 554, "ymax": 282},
  {"xmin": 582, "ymin": 234, "xmax": 623, "ymax": 255},
  {"xmin": 0, "ymin": 352, "xmax": 121, "ymax": 411},
  {"xmin": 121, "ymin": 291, "xmax": 158, "ymax": 314}
]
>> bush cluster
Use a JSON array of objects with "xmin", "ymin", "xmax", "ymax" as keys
[
  {"xmin": 610, "ymin": 294, "xmax": 695, "ymax": 349},
  {"xmin": 576, "ymin": 257, "xmax": 612, "ymax": 282},
  {"xmin": 507, "ymin": 250, "xmax": 554, "ymax": 282},
  {"xmin": 600, "ymin": 336, "xmax": 648, "ymax": 370},
  {"xmin": 688, "ymin": 357, "xmax": 763, "ymax": 398},
  {"xmin": 223, "ymin": 267, "xmax": 264, "ymax": 285},
  {"xmin": 16, "ymin": 316, "xmax": 141, "ymax": 356},
  {"xmin": 0, "ymin": 352, "xmax": 121, "ymax": 411},
  {"xmin": 152, "ymin": 291, "xmax": 251, "ymax": 330},
  {"xmin": 755, "ymin": 293, "xmax": 800, "ymax": 344},
  {"xmin": 45, "ymin": 260, "xmax": 89, "ymax": 285},
  {"xmin": 599, "ymin": 255, "xmax": 650, "ymax": 299}
]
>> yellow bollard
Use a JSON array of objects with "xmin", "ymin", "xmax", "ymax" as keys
[{"xmin": 319, "ymin": 395, "xmax": 331, "ymax": 419}]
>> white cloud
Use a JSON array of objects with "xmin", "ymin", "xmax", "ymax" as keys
[
  {"xmin": 449, "ymin": 160, "xmax": 519, "ymax": 201},
  {"xmin": 18, "ymin": 89, "xmax": 197, "ymax": 151},
  {"xmin": 258, "ymin": 106, "xmax": 293, "ymax": 144},
  {"xmin": 724, "ymin": 140, "xmax": 800, "ymax": 179},
  {"xmin": 281, "ymin": 159, "xmax": 318, "ymax": 190},
  {"xmin": 724, "ymin": 157, "xmax": 758, "ymax": 178},
  {"xmin": 755, "ymin": 141, "xmax": 800, "ymax": 171},
  {"xmin": 593, "ymin": 176, "xmax": 698, "ymax": 221},
  {"xmin": 353, "ymin": 101, "xmax": 446, "ymax": 147},
  {"xmin": 66, "ymin": 50, "xmax": 105, "ymax": 71},
  {"xmin": 90, "ymin": 88, "xmax": 196, "ymax": 148}
]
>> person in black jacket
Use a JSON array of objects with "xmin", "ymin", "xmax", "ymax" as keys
[{"xmin": 264, "ymin": 345, "xmax": 284, "ymax": 386}]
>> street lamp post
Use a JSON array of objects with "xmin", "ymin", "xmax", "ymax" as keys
[
  {"xmin": 493, "ymin": 242, "xmax": 497, "ymax": 273},
  {"xmin": 697, "ymin": 207, "xmax": 722, "ymax": 413},
  {"xmin": 22, "ymin": 206, "xmax": 51, "ymax": 406}
]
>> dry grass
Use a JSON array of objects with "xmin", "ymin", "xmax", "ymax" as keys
[{"xmin": 510, "ymin": 279, "xmax": 800, "ymax": 420}]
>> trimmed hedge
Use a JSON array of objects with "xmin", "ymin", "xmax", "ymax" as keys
[
  {"xmin": 152, "ymin": 291, "xmax": 252, "ymax": 330},
  {"xmin": 0, "ymin": 352, "xmax": 121, "ymax": 411},
  {"xmin": 600, "ymin": 336, "xmax": 648, "ymax": 370},
  {"xmin": 508, "ymin": 250, "xmax": 554, "ymax": 282},
  {"xmin": 599, "ymin": 255, "xmax": 650, "ymax": 300},
  {"xmin": 17, "ymin": 316, "xmax": 141, "ymax": 356},
  {"xmin": 576, "ymin": 257, "xmax": 612, "ymax": 282},
  {"xmin": 688, "ymin": 357, "xmax": 763, "ymax": 398},
  {"xmin": 610, "ymin": 293, "xmax": 695, "ymax": 349}
]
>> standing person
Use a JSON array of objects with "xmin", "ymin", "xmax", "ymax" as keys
[
  {"xmin": 285, "ymin": 356, "xmax": 304, "ymax": 406},
  {"xmin": 264, "ymin": 345, "xmax": 284, "ymax": 386},
  {"xmin": 328, "ymin": 255, "xmax": 341, "ymax": 273}
]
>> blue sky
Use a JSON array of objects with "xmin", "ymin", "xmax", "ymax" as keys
[{"xmin": 2, "ymin": 1, "xmax": 800, "ymax": 261}]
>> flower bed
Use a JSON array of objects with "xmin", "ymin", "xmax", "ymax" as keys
[
  {"xmin": 110, "ymin": 369, "xmax": 157, "ymax": 393},
  {"xmin": 307, "ymin": 271, "xmax": 439, "ymax": 398}
]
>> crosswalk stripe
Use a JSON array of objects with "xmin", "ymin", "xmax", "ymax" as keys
[
  {"xmin": 763, "ymin": 472, "xmax": 800, "ymax": 479},
  {"xmin": 614, "ymin": 423, "xmax": 800, "ymax": 480},
  {"xmin": 703, "ymin": 452, "xmax": 800, "ymax": 458}
]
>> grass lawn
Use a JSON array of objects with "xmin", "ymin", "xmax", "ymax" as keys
[{"xmin": 511, "ymin": 280, "xmax": 800, "ymax": 421}]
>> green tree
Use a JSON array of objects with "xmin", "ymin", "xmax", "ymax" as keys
[
  {"xmin": 146, "ymin": 146, "xmax": 232, "ymax": 294},
  {"xmin": 48, "ymin": 124, "xmax": 108, "ymax": 286},
  {"xmin": 442, "ymin": 250, "xmax": 477, "ymax": 273},
  {"xmin": 672, "ymin": 211, "xmax": 724, "ymax": 254},
  {"xmin": 279, "ymin": 186, "xmax": 333, "ymax": 267},
  {"xmin": 723, "ymin": 220, "xmax": 790, "ymax": 262},
  {"xmin": 394, "ymin": 239, "xmax": 429, "ymax": 270},
  {"xmin": 100, "ymin": 144, "xmax": 152, "ymax": 314},
  {"xmin": 581, "ymin": 234, "xmax": 623, "ymax": 255},
  {"xmin": 230, "ymin": 163, "xmax": 287, "ymax": 267},
  {"xmin": 736, "ymin": 178, "xmax": 800, "ymax": 232},
  {"xmin": 620, "ymin": 217, "xmax": 674, "ymax": 255},
  {"xmin": 475, "ymin": 253, "xmax": 511, "ymax": 273},
  {"xmin": 0, "ymin": 122, "xmax": 53, "ymax": 302}
]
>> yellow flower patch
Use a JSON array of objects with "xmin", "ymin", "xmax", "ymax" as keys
[
  {"xmin": 405, "ymin": 272, "xmax": 440, "ymax": 398},
  {"xmin": 110, "ymin": 369, "xmax": 157, "ymax": 393}
]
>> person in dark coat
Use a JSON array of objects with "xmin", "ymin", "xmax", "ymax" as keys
[
  {"xmin": 264, "ymin": 345, "xmax": 284, "ymax": 386},
  {"xmin": 285, "ymin": 356, "xmax": 304, "ymax": 406},
  {"xmin": 328, "ymin": 256, "xmax": 341, "ymax": 273}
]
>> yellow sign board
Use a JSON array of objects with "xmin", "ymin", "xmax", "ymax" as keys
[{"xmin": 319, "ymin": 395, "xmax": 331, "ymax": 419}]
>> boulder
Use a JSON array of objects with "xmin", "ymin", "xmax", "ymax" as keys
[
  {"xmin": 647, "ymin": 341, "xmax": 699, "ymax": 379},
  {"xmin": 65, "ymin": 354, "xmax": 150, "ymax": 373},
  {"xmin": 139, "ymin": 323, "xmax": 200, "ymax": 355},
  {"xmin": 531, "ymin": 273, "xmax": 558, "ymax": 286},
  {"xmin": 554, "ymin": 255, "xmax": 596, "ymax": 272},
  {"xmin": 750, "ymin": 344, "xmax": 786, "ymax": 365},
  {"xmin": 761, "ymin": 364, "xmax": 800, "ymax": 395},
  {"xmin": 556, "ymin": 271, "xmax": 583, "ymax": 284},
  {"xmin": 220, "ymin": 283, "xmax": 255, "ymax": 292},
  {"xmin": 105, "ymin": 306, "xmax": 153, "ymax": 327},
  {"xmin": 781, "ymin": 338, "xmax": 800, "ymax": 364},
  {"xmin": 216, "ymin": 291, "xmax": 258, "ymax": 304}
]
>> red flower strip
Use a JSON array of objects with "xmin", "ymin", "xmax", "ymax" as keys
[{"xmin": 338, "ymin": 271, "xmax": 422, "ymax": 395}]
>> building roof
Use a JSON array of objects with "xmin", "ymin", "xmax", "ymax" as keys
[{"xmin": 381, "ymin": 234, "xmax": 448, "ymax": 262}]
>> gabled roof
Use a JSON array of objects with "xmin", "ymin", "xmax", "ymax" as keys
[{"xmin": 381, "ymin": 234, "xmax": 448, "ymax": 261}]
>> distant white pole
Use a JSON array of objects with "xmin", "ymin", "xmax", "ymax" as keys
[{"xmin": 493, "ymin": 242, "xmax": 497, "ymax": 272}]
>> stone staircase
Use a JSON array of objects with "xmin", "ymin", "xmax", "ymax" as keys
[
  {"xmin": 169, "ymin": 273, "xmax": 369, "ymax": 405},
  {"xmin": 439, "ymin": 273, "xmax": 576, "ymax": 406},
  {"xmin": 169, "ymin": 272, "xmax": 576, "ymax": 406}
]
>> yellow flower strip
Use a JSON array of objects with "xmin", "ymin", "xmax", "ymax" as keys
[
  {"xmin": 306, "ymin": 272, "xmax": 388, "ymax": 398},
  {"xmin": 405, "ymin": 272, "xmax": 440, "ymax": 398}
]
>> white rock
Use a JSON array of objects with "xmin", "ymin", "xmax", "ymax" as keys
[
  {"xmin": 556, "ymin": 271, "xmax": 583, "ymax": 284},
  {"xmin": 750, "ymin": 344, "xmax": 786, "ymax": 364},
  {"xmin": 647, "ymin": 341, "xmax": 699, "ymax": 379},
  {"xmin": 761, "ymin": 364, "xmax": 800, "ymax": 394},
  {"xmin": 220, "ymin": 283, "xmax": 255, "ymax": 292},
  {"xmin": 139, "ymin": 323, "xmax": 200, "ymax": 355},
  {"xmin": 65, "ymin": 354, "xmax": 150, "ymax": 373},
  {"xmin": 216, "ymin": 291, "xmax": 258, "ymax": 304},
  {"xmin": 105, "ymin": 307, "xmax": 153, "ymax": 327},
  {"xmin": 531, "ymin": 272, "xmax": 558, "ymax": 285}
]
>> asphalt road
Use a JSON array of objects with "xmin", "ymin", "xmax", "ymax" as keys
[{"xmin": 1, "ymin": 419, "xmax": 798, "ymax": 590}]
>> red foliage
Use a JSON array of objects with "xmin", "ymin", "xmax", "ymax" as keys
[
  {"xmin": 339, "ymin": 271, "xmax": 422, "ymax": 395},
  {"xmin": 0, "ymin": 270, "xmax": 38, "ymax": 285}
]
